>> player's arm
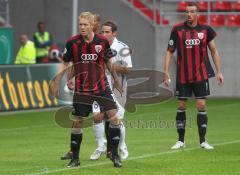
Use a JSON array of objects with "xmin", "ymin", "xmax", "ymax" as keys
[
  {"xmin": 163, "ymin": 27, "xmax": 177, "ymax": 86},
  {"xmin": 114, "ymin": 65, "xmax": 132, "ymax": 74},
  {"xmin": 208, "ymin": 40, "xmax": 224, "ymax": 86},
  {"xmin": 114, "ymin": 51, "xmax": 133, "ymax": 74},
  {"xmin": 50, "ymin": 41, "xmax": 73, "ymax": 97},
  {"xmin": 163, "ymin": 50, "xmax": 174, "ymax": 86},
  {"xmin": 66, "ymin": 64, "xmax": 75, "ymax": 90},
  {"xmin": 106, "ymin": 58, "xmax": 123, "ymax": 94},
  {"xmin": 49, "ymin": 62, "xmax": 70, "ymax": 97}
]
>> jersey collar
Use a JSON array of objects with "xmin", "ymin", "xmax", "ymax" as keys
[
  {"xmin": 184, "ymin": 21, "xmax": 200, "ymax": 30},
  {"xmin": 111, "ymin": 37, "xmax": 118, "ymax": 47}
]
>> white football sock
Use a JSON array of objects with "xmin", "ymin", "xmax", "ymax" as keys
[
  {"xmin": 119, "ymin": 122, "xmax": 127, "ymax": 150},
  {"xmin": 93, "ymin": 122, "xmax": 106, "ymax": 151}
]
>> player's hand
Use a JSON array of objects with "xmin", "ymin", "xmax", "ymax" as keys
[
  {"xmin": 113, "ymin": 80, "xmax": 123, "ymax": 96},
  {"xmin": 67, "ymin": 79, "xmax": 74, "ymax": 91},
  {"xmin": 163, "ymin": 72, "xmax": 171, "ymax": 87},
  {"xmin": 49, "ymin": 79, "xmax": 60, "ymax": 98},
  {"xmin": 216, "ymin": 72, "xmax": 224, "ymax": 86}
]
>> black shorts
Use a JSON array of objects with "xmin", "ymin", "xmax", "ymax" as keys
[
  {"xmin": 72, "ymin": 89, "xmax": 117, "ymax": 117},
  {"xmin": 176, "ymin": 79, "xmax": 210, "ymax": 100}
]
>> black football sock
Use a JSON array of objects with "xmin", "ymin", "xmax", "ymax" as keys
[
  {"xmin": 197, "ymin": 110, "xmax": 207, "ymax": 144},
  {"xmin": 105, "ymin": 120, "xmax": 111, "ymax": 153},
  {"xmin": 109, "ymin": 123, "xmax": 120, "ymax": 157},
  {"xmin": 70, "ymin": 130, "xmax": 83, "ymax": 159},
  {"xmin": 176, "ymin": 109, "xmax": 186, "ymax": 142}
]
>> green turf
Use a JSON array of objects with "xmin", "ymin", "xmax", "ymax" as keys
[{"xmin": 0, "ymin": 99, "xmax": 240, "ymax": 175}]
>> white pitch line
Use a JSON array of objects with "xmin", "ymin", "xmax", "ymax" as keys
[
  {"xmin": 0, "ymin": 124, "xmax": 55, "ymax": 132},
  {"xmin": 0, "ymin": 107, "xmax": 57, "ymax": 116},
  {"xmin": 27, "ymin": 139, "xmax": 240, "ymax": 175}
]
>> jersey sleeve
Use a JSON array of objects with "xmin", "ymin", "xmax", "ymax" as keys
[
  {"xmin": 167, "ymin": 27, "xmax": 178, "ymax": 53},
  {"xmin": 63, "ymin": 41, "xmax": 73, "ymax": 62},
  {"xmin": 122, "ymin": 47, "xmax": 132, "ymax": 68},
  {"xmin": 206, "ymin": 26, "xmax": 217, "ymax": 44},
  {"xmin": 104, "ymin": 41, "xmax": 117, "ymax": 62}
]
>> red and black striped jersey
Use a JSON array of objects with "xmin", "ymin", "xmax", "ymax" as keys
[
  {"xmin": 63, "ymin": 34, "xmax": 113, "ymax": 94},
  {"xmin": 167, "ymin": 22, "xmax": 216, "ymax": 84}
]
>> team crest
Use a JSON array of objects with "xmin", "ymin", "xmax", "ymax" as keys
[
  {"xmin": 95, "ymin": 45, "xmax": 102, "ymax": 53},
  {"xmin": 169, "ymin": 39, "xmax": 174, "ymax": 46},
  {"xmin": 198, "ymin": 32, "xmax": 204, "ymax": 39}
]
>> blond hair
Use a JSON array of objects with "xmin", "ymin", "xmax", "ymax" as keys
[{"xmin": 79, "ymin": 12, "xmax": 94, "ymax": 24}]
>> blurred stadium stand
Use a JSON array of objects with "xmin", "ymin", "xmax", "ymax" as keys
[{"xmin": 0, "ymin": 0, "xmax": 10, "ymax": 26}]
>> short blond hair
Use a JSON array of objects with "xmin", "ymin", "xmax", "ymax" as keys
[{"xmin": 79, "ymin": 12, "xmax": 94, "ymax": 24}]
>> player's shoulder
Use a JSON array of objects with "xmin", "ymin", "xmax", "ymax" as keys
[
  {"xmin": 172, "ymin": 22, "xmax": 185, "ymax": 30},
  {"xmin": 198, "ymin": 22, "xmax": 210, "ymax": 28},
  {"xmin": 95, "ymin": 34, "xmax": 109, "ymax": 42},
  {"xmin": 197, "ymin": 23, "xmax": 215, "ymax": 32},
  {"xmin": 113, "ymin": 38, "xmax": 129, "ymax": 49},
  {"xmin": 117, "ymin": 40, "xmax": 128, "ymax": 47},
  {"xmin": 66, "ymin": 34, "xmax": 81, "ymax": 44}
]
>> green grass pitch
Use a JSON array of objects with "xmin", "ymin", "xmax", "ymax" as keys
[{"xmin": 0, "ymin": 99, "xmax": 240, "ymax": 175}]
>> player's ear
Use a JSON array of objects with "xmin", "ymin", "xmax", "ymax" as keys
[{"xmin": 113, "ymin": 31, "xmax": 117, "ymax": 37}]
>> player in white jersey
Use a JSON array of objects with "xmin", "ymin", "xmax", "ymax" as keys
[{"xmin": 90, "ymin": 21, "xmax": 132, "ymax": 161}]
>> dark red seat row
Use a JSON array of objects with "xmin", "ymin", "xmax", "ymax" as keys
[
  {"xmin": 177, "ymin": 1, "xmax": 240, "ymax": 12},
  {"xmin": 199, "ymin": 14, "xmax": 240, "ymax": 27},
  {"xmin": 130, "ymin": 0, "xmax": 169, "ymax": 25}
]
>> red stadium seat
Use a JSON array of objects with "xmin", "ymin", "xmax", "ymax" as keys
[
  {"xmin": 198, "ymin": 15, "xmax": 208, "ymax": 25},
  {"xmin": 198, "ymin": 1, "xmax": 208, "ymax": 12},
  {"xmin": 232, "ymin": 1, "xmax": 240, "ymax": 11},
  {"xmin": 227, "ymin": 14, "xmax": 240, "ymax": 27},
  {"xmin": 177, "ymin": 1, "xmax": 187, "ymax": 12},
  {"xmin": 130, "ymin": 0, "xmax": 170, "ymax": 25},
  {"xmin": 132, "ymin": 0, "xmax": 146, "ymax": 9},
  {"xmin": 210, "ymin": 14, "xmax": 225, "ymax": 27},
  {"xmin": 141, "ymin": 9, "xmax": 169, "ymax": 25},
  {"xmin": 214, "ymin": 1, "xmax": 231, "ymax": 12}
]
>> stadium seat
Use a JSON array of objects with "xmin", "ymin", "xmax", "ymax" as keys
[
  {"xmin": 227, "ymin": 14, "xmax": 240, "ymax": 27},
  {"xmin": 232, "ymin": 1, "xmax": 240, "ymax": 11},
  {"xmin": 198, "ymin": 1, "xmax": 208, "ymax": 12},
  {"xmin": 214, "ymin": 1, "xmax": 231, "ymax": 12},
  {"xmin": 177, "ymin": 1, "xmax": 187, "ymax": 12},
  {"xmin": 132, "ymin": 0, "xmax": 146, "ymax": 9},
  {"xmin": 141, "ymin": 8, "xmax": 169, "ymax": 25},
  {"xmin": 130, "ymin": 0, "xmax": 169, "ymax": 25},
  {"xmin": 210, "ymin": 14, "xmax": 225, "ymax": 27},
  {"xmin": 198, "ymin": 15, "xmax": 208, "ymax": 25}
]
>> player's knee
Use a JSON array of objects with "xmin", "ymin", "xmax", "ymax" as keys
[
  {"xmin": 72, "ymin": 120, "xmax": 83, "ymax": 128},
  {"xmin": 71, "ymin": 127, "xmax": 82, "ymax": 134},
  {"xmin": 109, "ymin": 115, "xmax": 120, "ymax": 125},
  {"xmin": 178, "ymin": 101, "xmax": 187, "ymax": 110},
  {"xmin": 93, "ymin": 112, "xmax": 102, "ymax": 123},
  {"xmin": 72, "ymin": 121, "xmax": 82, "ymax": 133},
  {"xmin": 197, "ymin": 101, "xmax": 206, "ymax": 111},
  {"xmin": 106, "ymin": 109, "xmax": 120, "ymax": 125}
]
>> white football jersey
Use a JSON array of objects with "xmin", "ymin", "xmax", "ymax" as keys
[{"xmin": 106, "ymin": 38, "xmax": 132, "ymax": 93}]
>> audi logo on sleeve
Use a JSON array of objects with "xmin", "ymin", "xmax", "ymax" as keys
[
  {"xmin": 81, "ymin": 54, "xmax": 98, "ymax": 61},
  {"xmin": 185, "ymin": 39, "xmax": 200, "ymax": 48}
]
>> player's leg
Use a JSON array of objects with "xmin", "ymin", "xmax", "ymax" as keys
[
  {"xmin": 67, "ymin": 119, "xmax": 83, "ymax": 167},
  {"xmin": 90, "ymin": 101, "xmax": 107, "ymax": 160},
  {"xmin": 117, "ymin": 101, "xmax": 128, "ymax": 160},
  {"xmin": 171, "ymin": 83, "xmax": 191, "ymax": 149},
  {"xmin": 171, "ymin": 99, "xmax": 187, "ymax": 149},
  {"xmin": 194, "ymin": 80, "xmax": 213, "ymax": 149},
  {"xmin": 99, "ymin": 90, "xmax": 122, "ymax": 167},
  {"xmin": 104, "ymin": 117, "xmax": 111, "ymax": 158},
  {"xmin": 66, "ymin": 101, "xmax": 91, "ymax": 167},
  {"xmin": 106, "ymin": 109, "xmax": 122, "ymax": 167}
]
